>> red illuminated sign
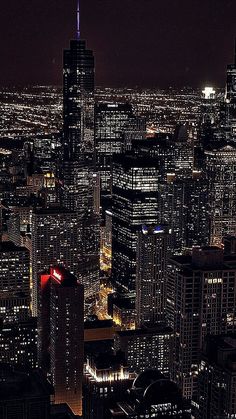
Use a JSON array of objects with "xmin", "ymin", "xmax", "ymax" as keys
[{"xmin": 51, "ymin": 268, "xmax": 62, "ymax": 283}]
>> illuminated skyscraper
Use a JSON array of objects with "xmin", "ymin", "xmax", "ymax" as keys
[
  {"xmin": 198, "ymin": 334, "xmax": 236, "ymax": 419},
  {"xmin": 205, "ymin": 144, "xmax": 236, "ymax": 245},
  {"xmin": 63, "ymin": 37, "xmax": 94, "ymax": 158},
  {"xmin": 32, "ymin": 208, "xmax": 80, "ymax": 316},
  {"xmin": 166, "ymin": 246, "xmax": 236, "ymax": 399},
  {"xmin": 136, "ymin": 225, "xmax": 170, "ymax": 327},
  {"xmin": 61, "ymin": 2, "xmax": 100, "ymax": 306},
  {"xmin": 159, "ymin": 173, "xmax": 210, "ymax": 253},
  {"xmin": 224, "ymin": 39, "xmax": 236, "ymax": 140},
  {"xmin": 39, "ymin": 266, "xmax": 84, "ymax": 417},
  {"xmin": 95, "ymin": 103, "xmax": 146, "ymax": 197},
  {"xmin": 0, "ymin": 241, "xmax": 37, "ymax": 368},
  {"xmin": 0, "ymin": 241, "xmax": 31, "ymax": 323},
  {"xmin": 112, "ymin": 152, "xmax": 159, "ymax": 292}
]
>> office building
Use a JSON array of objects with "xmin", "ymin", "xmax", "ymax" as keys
[
  {"xmin": 39, "ymin": 266, "xmax": 84, "ymax": 417},
  {"xmin": 224, "ymin": 40, "xmax": 236, "ymax": 140},
  {"xmin": 112, "ymin": 152, "xmax": 159, "ymax": 292},
  {"xmin": 136, "ymin": 224, "xmax": 170, "ymax": 327},
  {"xmin": 32, "ymin": 208, "xmax": 80, "ymax": 316},
  {"xmin": 0, "ymin": 318, "xmax": 37, "ymax": 368},
  {"xmin": 205, "ymin": 144, "xmax": 236, "ymax": 245},
  {"xmin": 95, "ymin": 103, "xmax": 145, "ymax": 196},
  {"xmin": 197, "ymin": 334, "xmax": 236, "ymax": 419},
  {"xmin": 158, "ymin": 172, "xmax": 210, "ymax": 253},
  {"xmin": 0, "ymin": 241, "xmax": 31, "ymax": 323},
  {"xmin": 114, "ymin": 325, "xmax": 173, "ymax": 376},
  {"xmin": 166, "ymin": 246, "xmax": 236, "ymax": 399}
]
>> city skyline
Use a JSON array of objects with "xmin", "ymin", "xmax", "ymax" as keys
[
  {"xmin": 2, "ymin": 1, "xmax": 236, "ymax": 418},
  {"xmin": 0, "ymin": 0, "xmax": 236, "ymax": 87}
]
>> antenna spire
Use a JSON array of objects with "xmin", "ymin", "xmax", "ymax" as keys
[{"xmin": 77, "ymin": 0, "xmax": 80, "ymax": 39}]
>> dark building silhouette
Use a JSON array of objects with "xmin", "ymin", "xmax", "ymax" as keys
[
  {"xmin": 39, "ymin": 266, "xmax": 84, "ymax": 417},
  {"xmin": 197, "ymin": 334, "xmax": 236, "ymax": 419},
  {"xmin": 0, "ymin": 365, "xmax": 52, "ymax": 419},
  {"xmin": 108, "ymin": 370, "xmax": 191, "ymax": 418}
]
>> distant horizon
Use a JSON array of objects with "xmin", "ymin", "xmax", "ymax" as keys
[
  {"xmin": 0, "ymin": 84, "xmax": 226, "ymax": 91},
  {"xmin": 0, "ymin": 0, "xmax": 236, "ymax": 87}
]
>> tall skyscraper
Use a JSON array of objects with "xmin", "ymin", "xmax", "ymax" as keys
[
  {"xmin": 159, "ymin": 173, "xmax": 210, "ymax": 253},
  {"xmin": 205, "ymin": 144, "xmax": 236, "ymax": 245},
  {"xmin": 224, "ymin": 39, "xmax": 236, "ymax": 140},
  {"xmin": 32, "ymin": 208, "xmax": 80, "ymax": 316},
  {"xmin": 63, "ymin": 12, "xmax": 94, "ymax": 159},
  {"xmin": 95, "ymin": 103, "xmax": 146, "ymax": 197},
  {"xmin": 61, "ymin": 2, "xmax": 100, "ymax": 306},
  {"xmin": 39, "ymin": 266, "xmax": 84, "ymax": 417},
  {"xmin": 136, "ymin": 224, "xmax": 170, "ymax": 327},
  {"xmin": 0, "ymin": 241, "xmax": 37, "ymax": 369},
  {"xmin": 112, "ymin": 151, "xmax": 159, "ymax": 293},
  {"xmin": 0, "ymin": 241, "xmax": 31, "ymax": 323},
  {"xmin": 166, "ymin": 246, "xmax": 236, "ymax": 399}
]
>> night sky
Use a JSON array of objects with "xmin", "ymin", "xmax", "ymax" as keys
[{"xmin": 1, "ymin": 0, "xmax": 236, "ymax": 88}]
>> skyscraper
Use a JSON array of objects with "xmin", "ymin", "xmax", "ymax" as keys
[
  {"xmin": 197, "ymin": 334, "xmax": 236, "ymax": 419},
  {"xmin": 0, "ymin": 241, "xmax": 31, "ymax": 323},
  {"xmin": 166, "ymin": 246, "xmax": 236, "ymax": 399},
  {"xmin": 95, "ymin": 103, "xmax": 146, "ymax": 197},
  {"xmin": 32, "ymin": 208, "xmax": 80, "ymax": 316},
  {"xmin": 205, "ymin": 144, "xmax": 236, "ymax": 245},
  {"xmin": 136, "ymin": 224, "xmax": 170, "ymax": 327},
  {"xmin": 112, "ymin": 151, "xmax": 159, "ymax": 293},
  {"xmin": 0, "ymin": 241, "xmax": 37, "ymax": 369},
  {"xmin": 224, "ymin": 39, "xmax": 236, "ymax": 140},
  {"xmin": 61, "ymin": 2, "xmax": 100, "ymax": 307},
  {"xmin": 39, "ymin": 266, "xmax": 84, "ymax": 417}
]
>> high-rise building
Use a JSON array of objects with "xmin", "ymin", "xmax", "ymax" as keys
[
  {"xmin": 136, "ymin": 224, "xmax": 170, "ymax": 327},
  {"xmin": 0, "ymin": 241, "xmax": 31, "ymax": 323},
  {"xmin": 112, "ymin": 152, "xmax": 159, "ymax": 292},
  {"xmin": 224, "ymin": 39, "xmax": 236, "ymax": 140},
  {"xmin": 205, "ymin": 144, "xmax": 236, "ymax": 246},
  {"xmin": 63, "ymin": 0, "xmax": 95, "ymax": 159},
  {"xmin": 95, "ymin": 103, "xmax": 146, "ymax": 196},
  {"xmin": 0, "ymin": 241, "xmax": 37, "ymax": 368},
  {"xmin": 197, "ymin": 334, "xmax": 236, "ymax": 419},
  {"xmin": 166, "ymin": 246, "xmax": 236, "ymax": 399},
  {"xmin": 39, "ymin": 266, "xmax": 84, "ymax": 417},
  {"xmin": 114, "ymin": 325, "xmax": 173, "ymax": 376},
  {"xmin": 0, "ymin": 318, "xmax": 38, "ymax": 369},
  {"xmin": 61, "ymin": 4, "xmax": 100, "ymax": 307},
  {"xmin": 32, "ymin": 208, "xmax": 80, "ymax": 316},
  {"xmin": 159, "ymin": 173, "xmax": 210, "ymax": 253}
]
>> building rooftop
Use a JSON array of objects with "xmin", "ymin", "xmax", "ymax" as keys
[{"xmin": 115, "ymin": 325, "xmax": 173, "ymax": 338}]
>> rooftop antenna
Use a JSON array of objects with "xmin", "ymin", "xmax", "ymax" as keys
[{"xmin": 77, "ymin": 0, "xmax": 80, "ymax": 39}]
